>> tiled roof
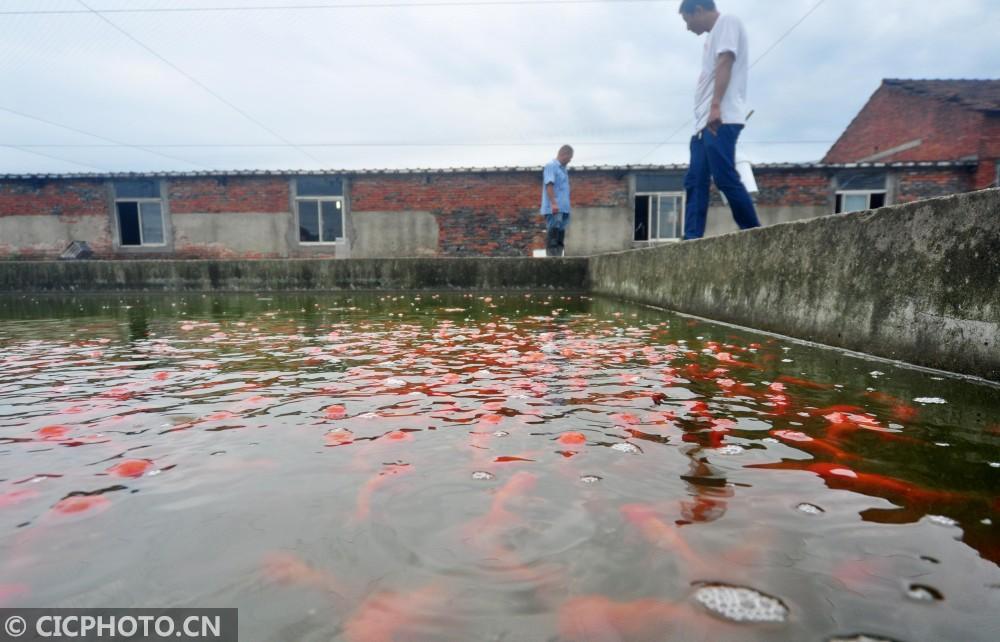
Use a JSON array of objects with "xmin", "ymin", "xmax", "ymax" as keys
[
  {"xmin": 885, "ymin": 78, "xmax": 1000, "ymax": 112},
  {"xmin": 0, "ymin": 160, "xmax": 977, "ymax": 181}
]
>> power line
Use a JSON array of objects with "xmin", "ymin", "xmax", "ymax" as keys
[
  {"xmin": 637, "ymin": 0, "xmax": 828, "ymax": 163},
  {"xmin": 0, "ymin": 105, "xmax": 212, "ymax": 170},
  {"xmin": 2, "ymin": 0, "xmax": 672, "ymax": 16},
  {"xmin": 0, "ymin": 145, "xmax": 112, "ymax": 172},
  {"xmin": 73, "ymin": 0, "xmax": 326, "ymax": 167},
  {"xmin": 1, "ymin": 140, "xmax": 834, "ymax": 148}
]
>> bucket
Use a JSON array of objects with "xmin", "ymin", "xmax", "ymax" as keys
[{"xmin": 736, "ymin": 157, "xmax": 758, "ymax": 193}]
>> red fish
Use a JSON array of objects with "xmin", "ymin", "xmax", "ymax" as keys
[
  {"xmin": 620, "ymin": 504, "xmax": 700, "ymax": 567},
  {"xmin": 557, "ymin": 596, "xmax": 685, "ymax": 642},
  {"xmin": 769, "ymin": 429, "xmax": 857, "ymax": 460},
  {"xmin": 558, "ymin": 432, "xmax": 588, "ymax": 446},
  {"xmin": 776, "ymin": 375, "xmax": 832, "ymax": 390},
  {"xmin": 106, "ymin": 459, "xmax": 153, "ymax": 478},
  {"xmin": 52, "ymin": 495, "xmax": 111, "ymax": 515},
  {"xmin": 343, "ymin": 584, "xmax": 453, "ymax": 642},
  {"xmin": 261, "ymin": 552, "xmax": 344, "ymax": 594},
  {"xmin": 0, "ymin": 489, "xmax": 40, "ymax": 509},
  {"xmin": 355, "ymin": 464, "xmax": 412, "ymax": 521},
  {"xmin": 37, "ymin": 425, "xmax": 70, "ymax": 441},
  {"xmin": 325, "ymin": 428, "xmax": 355, "ymax": 446},
  {"xmin": 324, "ymin": 405, "xmax": 347, "ymax": 420}
]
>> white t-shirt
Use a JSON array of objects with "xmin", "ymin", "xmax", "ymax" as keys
[{"xmin": 693, "ymin": 14, "xmax": 750, "ymax": 133}]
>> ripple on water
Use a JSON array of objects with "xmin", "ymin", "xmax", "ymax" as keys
[
  {"xmin": 828, "ymin": 636, "xmax": 904, "ymax": 642},
  {"xmin": 906, "ymin": 584, "xmax": 944, "ymax": 602},
  {"xmin": 692, "ymin": 583, "xmax": 789, "ymax": 623},
  {"xmin": 796, "ymin": 503, "xmax": 825, "ymax": 515},
  {"xmin": 579, "ymin": 475, "xmax": 602, "ymax": 484},
  {"xmin": 471, "ymin": 471, "xmax": 495, "ymax": 481}
]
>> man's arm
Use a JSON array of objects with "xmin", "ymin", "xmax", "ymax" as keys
[
  {"xmin": 708, "ymin": 51, "xmax": 735, "ymax": 134},
  {"xmin": 546, "ymin": 182, "xmax": 559, "ymax": 214}
]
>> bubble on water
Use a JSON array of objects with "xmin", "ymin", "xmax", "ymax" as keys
[
  {"xmin": 982, "ymin": 518, "xmax": 993, "ymax": 525},
  {"xmin": 988, "ymin": 462, "xmax": 1000, "ymax": 469},
  {"xmin": 781, "ymin": 359, "xmax": 794, "ymax": 363},
  {"xmin": 146, "ymin": 469, "xmax": 162, "ymax": 477},
  {"xmin": 934, "ymin": 442, "xmax": 950, "ymax": 447},
  {"xmin": 927, "ymin": 515, "xmax": 958, "ymax": 527},
  {"xmin": 384, "ymin": 378, "xmax": 406, "ymax": 388},
  {"xmin": 611, "ymin": 442, "xmax": 641, "ymax": 455},
  {"xmin": 906, "ymin": 584, "xmax": 943, "ymax": 602},
  {"xmin": 869, "ymin": 371, "xmax": 885, "ymax": 377},
  {"xmin": 580, "ymin": 475, "xmax": 602, "ymax": 484},
  {"xmin": 828, "ymin": 636, "xmax": 904, "ymax": 642},
  {"xmin": 796, "ymin": 503, "xmax": 825, "ymax": 515},
  {"xmin": 692, "ymin": 583, "xmax": 789, "ymax": 623},
  {"xmin": 493, "ymin": 431, "xmax": 510, "ymax": 438},
  {"xmin": 716, "ymin": 445, "xmax": 744, "ymax": 455},
  {"xmin": 914, "ymin": 397, "xmax": 947, "ymax": 405},
  {"xmin": 471, "ymin": 471, "xmax": 495, "ymax": 481},
  {"xmin": 762, "ymin": 437, "xmax": 780, "ymax": 444}
]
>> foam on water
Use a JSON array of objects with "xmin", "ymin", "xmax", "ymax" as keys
[{"xmin": 692, "ymin": 583, "xmax": 789, "ymax": 623}]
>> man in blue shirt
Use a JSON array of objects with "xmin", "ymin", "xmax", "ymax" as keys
[{"xmin": 541, "ymin": 145, "xmax": 574, "ymax": 257}]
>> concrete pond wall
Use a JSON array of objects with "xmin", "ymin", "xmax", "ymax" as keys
[
  {"xmin": 590, "ymin": 188, "xmax": 1000, "ymax": 381},
  {"xmin": 0, "ymin": 188, "xmax": 996, "ymax": 380}
]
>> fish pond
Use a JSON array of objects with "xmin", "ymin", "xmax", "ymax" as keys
[{"xmin": 0, "ymin": 292, "xmax": 998, "ymax": 642}]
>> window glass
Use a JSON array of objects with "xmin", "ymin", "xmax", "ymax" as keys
[
  {"xmin": 869, "ymin": 193, "xmax": 886, "ymax": 209},
  {"xmin": 321, "ymin": 200, "xmax": 343, "ymax": 241},
  {"xmin": 117, "ymin": 202, "xmax": 141, "ymax": 246},
  {"xmin": 299, "ymin": 200, "xmax": 320, "ymax": 242},
  {"xmin": 843, "ymin": 193, "xmax": 869, "ymax": 213},
  {"xmin": 633, "ymin": 196, "xmax": 649, "ymax": 241},
  {"xmin": 658, "ymin": 196, "xmax": 681, "ymax": 239},
  {"xmin": 140, "ymin": 202, "xmax": 164, "ymax": 244},
  {"xmin": 296, "ymin": 177, "xmax": 343, "ymax": 197},
  {"xmin": 114, "ymin": 180, "xmax": 159, "ymax": 199}
]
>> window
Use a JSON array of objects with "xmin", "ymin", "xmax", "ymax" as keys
[
  {"xmin": 635, "ymin": 193, "xmax": 684, "ymax": 241},
  {"xmin": 295, "ymin": 177, "xmax": 344, "ymax": 244},
  {"xmin": 835, "ymin": 191, "xmax": 887, "ymax": 214},
  {"xmin": 113, "ymin": 180, "xmax": 165, "ymax": 247},
  {"xmin": 834, "ymin": 173, "xmax": 887, "ymax": 214}
]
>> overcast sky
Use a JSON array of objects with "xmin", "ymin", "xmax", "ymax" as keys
[{"xmin": 0, "ymin": 0, "xmax": 997, "ymax": 174}]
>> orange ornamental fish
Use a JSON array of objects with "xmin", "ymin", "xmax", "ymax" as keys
[
  {"xmin": 354, "ymin": 463, "xmax": 413, "ymax": 521},
  {"xmin": 261, "ymin": 552, "xmax": 345, "ymax": 595},
  {"xmin": 51, "ymin": 494, "xmax": 111, "ymax": 516},
  {"xmin": 324, "ymin": 405, "xmax": 348, "ymax": 420},
  {"xmin": 769, "ymin": 429, "xmax": 858, "ymax": 461},
  {"xmin": 342, "ymin": 584, "xmax": 454, "ymax": 642},
  {"xmin": 36, "ymin": 425, "xmax": 71, "ymax": 440},
  {"xmin": 619, "ymin": 504, "xmax": 701, "ymax": 566},
  {"xmin": 106, "ymin": 459, "xmax": 153, "ymax": 478},
  {"xmin": 557, "ymin": 595, "xmax": 687, "ymax": 641},
  {"xmin": 0, "ymin": 489, "xmax": 40, "ymax": 509},
  {"xmin": 775, "ymin": 375, "xmax": 833, "ymax": 390}
]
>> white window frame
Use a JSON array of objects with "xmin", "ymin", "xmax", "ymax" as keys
[
  {"xmin": 835, "ymin": 189, "xmax": 887, "ymax": 214},
  {"xmin": 296, "ymin": 196, "xmax": 345, "ymax": 245},
  {"xmin": 635, "ymin": 191, "xmax": 685, "ymax": 242},
  {"xmin": 114, "ymin": 196, "xmax": 166, "ymax": 248}
]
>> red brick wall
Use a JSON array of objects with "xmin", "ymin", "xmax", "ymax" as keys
[
  {"xmin": 168, "ymin": 177, "xmax": 290, "ymax": 213},
  {"xmin": 351, "ymin": 171, "xmax": 627, "ymax": 256},
  {"xmin": 0, "ymin": 179, "xmax": 106, "ymax": 218},
  {"xmin": 753, "ymin": 169, "xmax": 831, "ymax": 207},
  {"xmin": 824, "ymin": 84, "xmax": 985, "ymax": 163},
  {"xmin": 896, "ymin": 168, "xmax": 977, "ymax": 203},
  {"xmin": 974, "ymin": 114, "xmax": 1000, "ymax": 189}
]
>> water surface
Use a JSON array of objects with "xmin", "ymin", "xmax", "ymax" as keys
[{"xmin": 1, "ymin": 293, "xmax": 998, "ymax": 641}]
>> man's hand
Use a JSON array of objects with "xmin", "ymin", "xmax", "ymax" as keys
[
  {"xmin": 551, "ymin": 204, "xmax": 560, "ymax": 214},
  {"xmin": 708, "ymin": 103, "xmax": 723, "ymax": 134}
]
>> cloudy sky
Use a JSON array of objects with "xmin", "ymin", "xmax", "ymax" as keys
[{"xmin": 0, "ymin": 0, "xmax": 997, "ymax": 174}]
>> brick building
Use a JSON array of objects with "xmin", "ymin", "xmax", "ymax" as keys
[{"xmin": 0, "ymin": 78, "xmax": 994, "ymax": 260}]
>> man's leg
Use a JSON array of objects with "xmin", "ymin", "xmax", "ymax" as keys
[
  {"xmin": 683, "ymin": 134, "xmax": 711, "ymax": 240},
  {"xmin": 556, "ymin": 212, "xmax": 569, "ymax": 256},
  {"xmin": 545, "ymin": 214, "xmax": 559, "ymax": 256},
  {"xmin": 704, "ymin": 125, "xmax": 761, "ymax": 230}
]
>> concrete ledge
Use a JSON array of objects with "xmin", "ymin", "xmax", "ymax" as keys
[
  {"xmin": 0, "ymin": 257, "xmax": 589, "ymax": 292},
  {"xmin": 589, "ymin": 188, "xmax": 1000, "ymax": 381}
]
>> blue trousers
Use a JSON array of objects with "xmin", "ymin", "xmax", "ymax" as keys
[
  {"xmin": 544, "ymin": 212, "xmax": 570, "ymax": 256},
  {"xmin": 683, "ymin": 124, "xmax": 761, "ymax": 240}
]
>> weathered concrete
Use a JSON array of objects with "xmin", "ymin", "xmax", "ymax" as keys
[
  {"xmin": 349, "ymin": 211, "xmax": 439, "ymax": 258},
  {"xmin": 0, "ymin": 213, "xmax": 109, "ymax": 258},
  {"xmin": 173, "ymin": 212, "xmax": 293, "ymax": 258},
  {"xmin": 703, "ymin": 204, "xmax": 831, "ymax": 238},
  {"xmin": 0, "ymin": 257, "xmax": 589, "ymax": 293},
  {"xmin": 589, "ymin": 188, "xmax": 1000, "ymax": 381},
  {"xmin": 565, "ymin": 206, "xmax": 634, "ymax": 257}
]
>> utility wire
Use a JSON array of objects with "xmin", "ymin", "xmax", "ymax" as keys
[
  {"xmin": 73, "ymin": 0, "xmax": 325, "ymax": 167},
  {"xmin": 3, "ymin": 0, "xmax": 672, "ymax": 16},
  {"xmin": 637, "ymin": 0, "xmax": 828, "ymax": 163},
  {"xmin": 0, "ymin": 105, "xmax": 212, "ymax": 170},
  {"xmin": 2, "ymin": 141, "xmax": 834, "ymax": 148},
  {"xmin": 1, "ymin": 145, "xmax": 112, "ymax": 172}
]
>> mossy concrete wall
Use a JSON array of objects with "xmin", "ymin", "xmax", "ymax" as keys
[
  {"xmin": 0, "ymin": 257, "xmax": 589, "ymax": 292},
  {"xmin": 590, "ymin": 188, "xmax": 1000, "ymax": 381}
]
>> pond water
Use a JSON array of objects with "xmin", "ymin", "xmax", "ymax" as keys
[{"xmin": 1, "ymin": 293, "xmax": 998, "ymax": 642}]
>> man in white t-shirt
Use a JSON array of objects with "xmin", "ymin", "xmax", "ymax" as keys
[{"xmin": 679, "ymin": 0, "xmax": 761, "ymax": 240}]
